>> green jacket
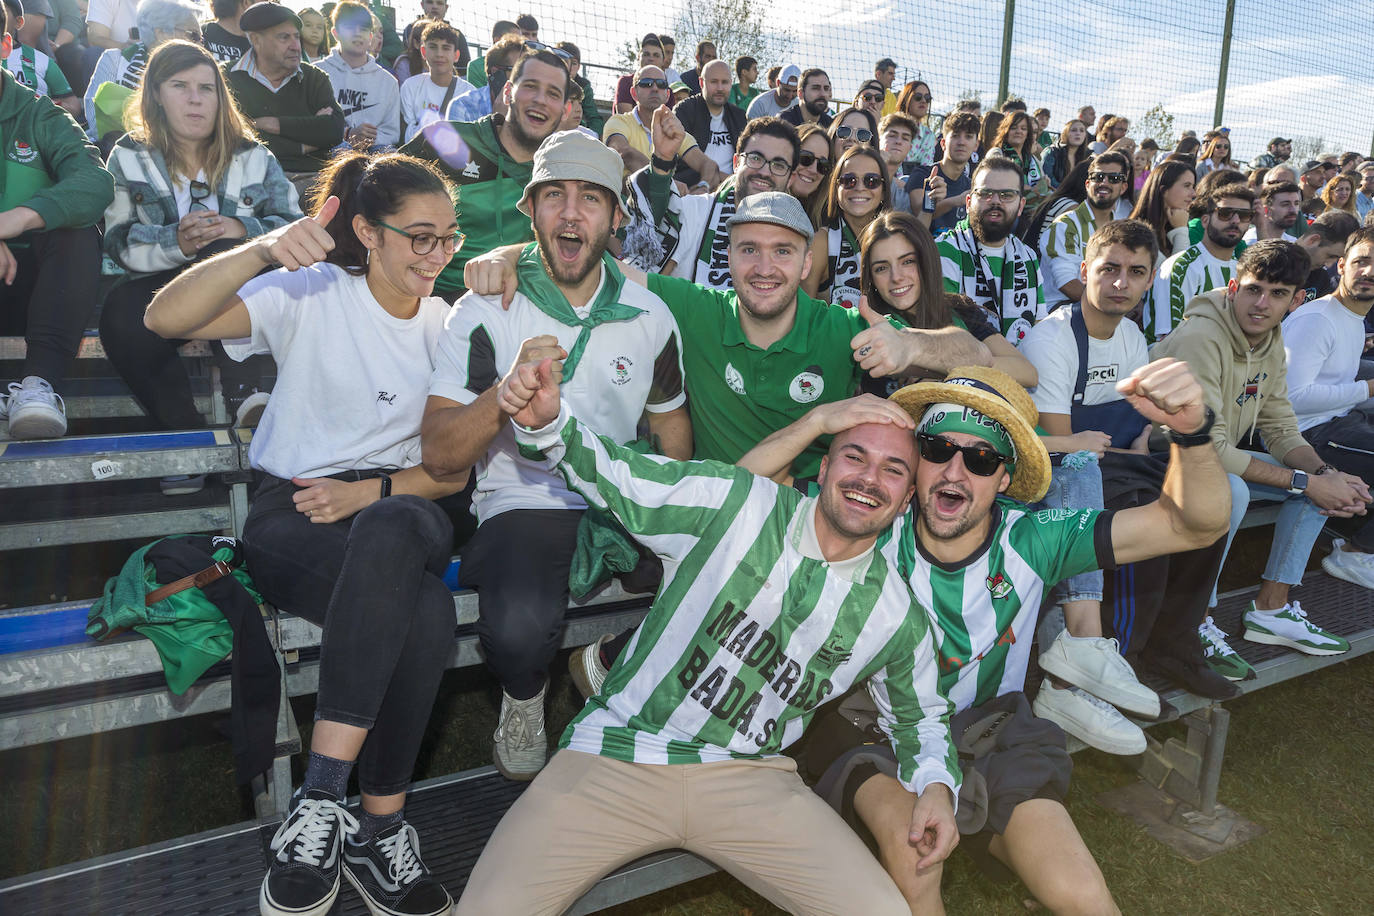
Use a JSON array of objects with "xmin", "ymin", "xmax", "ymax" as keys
[
  {"xmin": 0, "ymin": 68, "xmax": 111, "ymax": 229},
  {"xmin": 400, "ymin": 113, "xmax": 533, "ymax": 293},
  {"xmin": 369, "ymin": 1, "xmax": 404, "ymax": 69},
  {"xmin": 575, "ymin": 74, "xmax": 604, "ymax": 135},
  {"xmin": 225, "ymin": 57, "xmax": 346, "ymax": 173}
]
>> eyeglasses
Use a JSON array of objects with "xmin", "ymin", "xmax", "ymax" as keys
[
  {"xmin": 740, "ymin": 150, "xmax": 792, "ymax": 177},
  {"xmin": 908, "ymin": 92, "xmax": 932, "ymax": 102},
  {"xmin": 972, "ymin": 188, "xmax": 1020, "ymax": 202},
  {"xmin": 838, "ymin": 172, "xmax": 885, "ymax": 190},
  {"xmin": 859, "ymin": 93, "xmax": 882, "ymax": 104},
  {"xmin": 1213, "ymin": 207, "xmax": 1254, "ymax": 222},
  {"xmin": 1087, "ymin": 171, "xmax": 1128, "ymax": 184},
  {"xmin": 797, "ymin": 150, "xmax": 831, "ymax": 174},
  {"xmin": 188, "ymin": 179, "xmax": 212, "ymax": 211},
  {"xmin": 375, "ymin": 221, "xmax": 465, "ymax": 256},
  {"xmin": 526, "ymin": 40, "xmax": 573, "ymax": 63},
  {"xmin": 835, "ymin": 126, "xmax": 873, "ymax": 143},
  {"xmin": 636, "ymin": 78, "xmax": 670, "ymax": 90},
  {"xmin": 916, "ymin": 432, "xmax": 1009, "ymax": 477}
]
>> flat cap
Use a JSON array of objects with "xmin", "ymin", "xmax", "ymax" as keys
[
  {"xmin": 240, "ymin": 2, "xmax": 302, "ymax": 33},
  {"xmin": 725, "ymin": 191, "xmax": 813, "ymax": 243}
]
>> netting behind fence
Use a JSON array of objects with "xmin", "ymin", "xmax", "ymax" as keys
[{"xmin": 358, "ymin": 0, "xmax": 1371, "ymax": 160}]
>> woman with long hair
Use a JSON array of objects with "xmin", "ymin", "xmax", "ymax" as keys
[
  {"xmin": 1321, "ymin": 172, "xmax": 1359, "ymax": 216},
  {"xmin": 978, "ymin": 110, "xmax": 1004, "ymax": 157},
  {"xmin": 991, "ymin": 110, "xmax": 1042, "ymax": 191},
  {"xmin": 298, "ymin": 7, "xmax": 332, "ymax": 60},
  {"xmin": 1020, "ymin": 158, "xmax": 1093, "ymax": 256},
  {"xmin": 100, "ymin": 40, "xmax": 301, "ymax": 485},
  {"xmin": 145, "ymin": 151, "xmax": 467, "ymax": 916},
  {"xmin": 804, "ymin": 144, "xmax": 890, "ymax": 306},
  {"xmin": 1194, "ymin": 134, "xmax": 1233, "ymax": 177},
  {"xmin": 1164, "ymin": 135, "xmax": 1202, "ymax": 166},
  {"xmin": 393, "ymin": 17, "xmax": 427, "ymax": 82},
  {"xmin": 895, "ymin": 80, "xmax": 938, "ymax": 167},
  {"xmin": 788, "ymin": 123, "xmax": 831, "ymax": 224},
  {"xmin": 1129, "ymin": 160, "xmax": 1197, "ymax": 261},
  {"xmin": 858, "ymin": 210, "xmax": 1035, "ymax": 394},
  {"xmin": 1042, "ymin": 119, "xmax": 1088, "ymax": 190},
  {"xmin": 827, "ymin": 105, "xmax": 878, "ymax": 161}
]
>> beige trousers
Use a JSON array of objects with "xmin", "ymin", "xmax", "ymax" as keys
[{"xmin": 455, "ymin": 749, "xmax": 910, "ymax": 916}]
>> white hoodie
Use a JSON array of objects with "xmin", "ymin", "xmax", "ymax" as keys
[{"xmin": 316, "ymin": 50, "xmax": 401, "ymax": 148}]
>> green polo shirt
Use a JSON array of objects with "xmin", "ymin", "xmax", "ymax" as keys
[{"xmin": 647, "ymin": 272, "xmax": 867, "ymax": 477}]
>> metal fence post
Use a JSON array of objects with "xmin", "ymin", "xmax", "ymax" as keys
[
  {"xmin": 1214, "ymin": 0, "xmax": 1236, "ymax": 128},
  {"xmin": 997, "ymin": 0, "xmax": 1015, "ymax": 107}
]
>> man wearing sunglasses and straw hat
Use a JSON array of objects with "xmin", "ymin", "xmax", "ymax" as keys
[{"xmin": 739, "ymin": 357, "xmax": 1230, "ymax": 913}]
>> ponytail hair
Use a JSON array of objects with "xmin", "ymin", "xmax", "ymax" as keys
[{"xmin": 307, "ymin": 151, "xmax": 455, "ymax": 276}]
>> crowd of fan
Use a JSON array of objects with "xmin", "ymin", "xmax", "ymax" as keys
[{"xmin": 3, "ymin": 3, "xmax": 1373, "ymax": 914}]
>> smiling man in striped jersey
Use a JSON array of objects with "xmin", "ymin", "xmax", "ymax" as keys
[{"xmin": 454, "ymin": 356, "xmax": 961, "ymax": 915}]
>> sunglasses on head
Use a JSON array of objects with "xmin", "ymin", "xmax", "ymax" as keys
[
  {"xmin": 797, "ymin": 150, "xmax": 831, "ymax": 173},
  {"xmin": 916, "ymin": 432, "xmax": 1009, "ymax": 477},
  {"xmin": 838, "ymin": 172, "xmax": 884, "ymax": 190},
  {"xmin": 1087, "ymin": 171, "xmax": 1128, "ymax": 184},
  {"xmin": 835, "ymin": 126, "xmax": 873, "ymax": 142},
  {"xmin": 636, "ymin": 77, "xmax": 670, "ymax": 90},
  {"xmin": 525, "ymin": 40, "xmax": 573, "ymax": 62}
]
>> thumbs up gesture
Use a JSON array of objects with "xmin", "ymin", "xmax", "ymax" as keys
[
  {"xmin": 850, "ymin": 294, "xmax": 916, "ymax": 378},
  {"xmin": 258, "ymin": 195, "xmax": 340, "ymax": 271}
]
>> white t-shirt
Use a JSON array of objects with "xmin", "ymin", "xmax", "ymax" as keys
[
  {"xmin": 85, "ymin": 0, "xmax": 139, "ymax": 44},
  {"xmin": 1282, "ymin": 294, "xmax": 1371, "ymax": 431},
  {"xmin": 429, "ymin": 266, "xmax": 687, "ymax": 522},
  {"xmin": 704, "ymin": 111, "xmax": 735, "ymax": 175},
  {"xmin": 224, "ymin": 263, "xmax": 448, "ymax": 479},
  {"xmin": 400, "ymin": 72, "xmax": 474, "ymax": 142},
  {"xmin": 171, "ymin": 170, "xmax": 220, "ymax": 219},
  {"xmin": 1020, "ymin": 305, "xmax": 1149, "ymax": 415}
]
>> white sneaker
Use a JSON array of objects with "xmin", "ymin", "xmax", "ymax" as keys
[
  {"xmin": 493, "ymin": 685, "xmax": 547, "ymax": 781},
  {"xmin": 1242, "ymin": 601, "xmax": 1349, "ymax": 656},
  {"xmin": 1038, "ymin": 629, "xmax": 1160, "ymax": 718},
  {"xmin": 5, "ymin": 376, "xmax": 67, "ymax": 439},
  {"xmin": 569, "ymin": 634, "xmax": 612, "ymax": 699},
  {"xmin": 159, "ymin": 474, "xmax": 206, "ymax": 496},
  {"xmin": 1322, "ymin": 539, "xmax": 1374, "ymax": 590},
  {"xmin": 1033, "ymin": 680, "xmax": 1146, "ymax": 756}
]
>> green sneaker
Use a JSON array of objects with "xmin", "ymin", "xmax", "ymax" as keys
[
  {"xmin": 1243, "ymin": 601, "xmax": 1350, "ymax": 656},
  {"xmin": 1198, "ymin": 616, "xmax": 1256, "ymax": 681}
]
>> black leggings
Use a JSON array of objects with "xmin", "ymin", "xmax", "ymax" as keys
[
  {"xmin": 0, "ymin": 226, "xmax": 102, "ymax": 386},
  {"xmin": 243, "ymin": 474, "xmax": 456, "ymax": 796}
]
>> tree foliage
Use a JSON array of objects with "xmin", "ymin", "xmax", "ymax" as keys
[
  {"xmin": 670, "ymin": 0, "xmax": 795, "ymax": 73},
  {"xmin": 1136, "ymin": 103, "xmax": 1177, "ymax": 149}
]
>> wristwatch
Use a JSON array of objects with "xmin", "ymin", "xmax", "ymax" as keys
[
  {"xmin": 1164, "ymin": 405, "xmax": 1215, "ymax": 447},
  {"xmin": 1288, "ymin": 470, "xmax": 1309, "ymax": 495},
  {"xmin": 378, "ymin": 472, "xmax": 392, "ymax": 499}
]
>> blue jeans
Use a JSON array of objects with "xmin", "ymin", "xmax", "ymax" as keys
[
  {"xmin": 1032, "ymin": 452, "xmax": 1104, "ymax": 604},
  {"xmin": 1209, "ymin": 450, "xmax": 1326, "ymax": 607}
]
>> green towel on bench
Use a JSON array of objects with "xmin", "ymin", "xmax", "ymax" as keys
[{"xmin": 568, "ymin": 437, "xmax": 656, "ymax": 599}]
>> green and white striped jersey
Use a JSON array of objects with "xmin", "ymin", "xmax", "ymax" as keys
[
  {"xmin": 1148, "ymin": 243, "xmax": 1236, "ymax": 343},
  {"xmin": 515, "ymin": 405, "xmax": 960, "ymax": 798},
  {"xmin": 895, "ymin": 499, "xmax": 1113, "ymax": 713},
  {"xmin": 1042, "ymin": 199, "xmax": 1132, "ymax": 312}
]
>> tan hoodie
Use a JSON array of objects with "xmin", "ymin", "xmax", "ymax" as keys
[{"xmin": 1150, "ymin": 289, "xmax": 1309, "ymax": 476}]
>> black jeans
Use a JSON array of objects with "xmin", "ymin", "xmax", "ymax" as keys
[
  {"xmin": 243, "ymin": 474, "xmax": 456, "ymax": 796},
  {"xmin": 459, "ymin": 508, "xmax": 583, "ymax": 700},
  {"xmin": 99, "ymin": 239, "xmax": 270, "ymax": 429},
  {"xmin": 0, "ymin": 226, "xmax": 101, "ymax": 386},
  {"xmin": 1305, "ymin": 404, "xmax": 1374, "ymax": 552}
]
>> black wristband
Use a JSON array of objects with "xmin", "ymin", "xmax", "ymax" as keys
[
  {"xmin": 378, "ymin": 473, "xmax": 392, "ymax": 498},
  {"xmin": 650, "ymin": 153, "xmax": 678, "ymax": 172},
  {"xmin": 1165, "ymin": 405, "xmax": 1215, "ymax": 447}
]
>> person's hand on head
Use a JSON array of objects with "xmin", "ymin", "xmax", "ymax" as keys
[
  {"xmin": 498, "ymin": 356, "xmax": 561, "ymax": 428},
  {"xmin": 808, "ymin": 393, "xmax": 916, "ymax": 436},
  {"xmin": 258, "ymin": 196, "xmax": 339, "ymax": 270}
]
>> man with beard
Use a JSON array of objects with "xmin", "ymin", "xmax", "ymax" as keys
[
  {"xmin": 1149, "ymin": 183, "xmax": 1255, "ymax": 340},
  {"xmin": 603, "ymin": 64, "xmax": 721, "ymax": 188},
  {"xmin": 420, "ymin": 131, "xmax": 692, "ymax": 779},
  {"xmin": 1043, "ymin": 151, "xmax": 1134, "ymax": 311},
  {"xmin": 1250, "ymin": 136, "xmax": 1292, "ymax": 171},
  {"xmin": 1154, "ymin": 241, "xmax": 1364, "ymax": 680},
  {"xmin": 1355, "ymin": 162, "xmax": 1374, "ymax": 221},
  {"xmin": 454, "ymin": 354, "xmax": 959, "ymax": 916},
  {"xmin": 736, "ymin": 358, "xmax": 1230, "ymax": 914},
  {"xmin": 936, "ymin": 156, "xmax": 1047, "ymax": 343},
  {"xmin": 1248, "ymin": 181, "xmax": 1303, "ymax": 243},
  {"xmin": 401, "ymin": 46, "xmax": 568, "ymax": 298},
  {"xmin": 673, "ymin": 59, "xmax": 745, "ymax": 187},
  {"xmin": 1285, "ymin": 228, "xmax": 1374, "ymax": 589},
  {"xmin": 780, "ymin": 67, "xmax": 833, "ymax": 129}
]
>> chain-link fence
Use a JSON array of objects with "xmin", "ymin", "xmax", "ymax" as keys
[{"xmin": 369, "ymin": 0, "xmax": 1372, "ymax": 161}]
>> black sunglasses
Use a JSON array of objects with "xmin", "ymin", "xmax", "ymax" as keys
[
  {"xmin": 1213, "ymin": 206, "xmax": 1254, "ymax": 222},
  {"xmin": 797, "ymin": 150, "xmax": 831, "ymax": 173},
  {"xmin": 908, "ymin": 92, "xmax": 932, "ymax": 102},
  {"xmin": 835, "ymin": 126, "xmax": 873, "ymax": 142},
  {"xmin": 1087, "ymin": 171, "xmax": 1128, "ymax": 184},
  {"xmin": 859, "ymin": 93, "xmax": 882, "ymax": 103},
  {"xmin": 525, "ymin": 40, "xmax": 573, "ymax": 62},
  {"xmin": 838, "ymin": 172, "xmax": 885, "ymax": 190},
  {"xmin": 916, "ymin": 432, "xmax": 1009, "ymax": 477},
  {"xmin": 636, "ymin": 77, "xmax": 670, "ymax": 90}
]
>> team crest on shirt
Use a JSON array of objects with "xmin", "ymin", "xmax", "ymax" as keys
[
  {"xmin": 725, "ymin": 362, "xmax": 746, "ymax": 395},
  {"xmin": 789, "ymin": 368, "xmax": 824, "ymax": 403},
  {"xmin": 461, "ymin": 160, "xmax": 482, "ymax": 179},
  {"xmin": 9, "ymin": 140, "xmax": 36, "ymax": 164},
  {"xmin": 985, "ymin": 572, "xmax": 1013, "ymax": 599},
  {"xmin": 815, "ymin": 633, "xmax": 853, "ymax": 669},
  {"xmin": 609, "ymin": 355, "xmax": 633, "ymax": 386},
  {"xmin": 1006, "ymin": 316, "xmax": 1033, "ymax": 344}
]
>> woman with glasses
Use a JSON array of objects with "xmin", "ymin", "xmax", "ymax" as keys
[
  {"xmin": 1194, "ymin": 133, "xmax": 1235, "ymax": 179},
  {"xmin": 895, "ymin": 81, "xmax": 937, "ymax": 168},
  {"xmin": 100, "ymin": 41, "xmax": 301, "ymax": 483},
  {"xmin": 803, "ymin": 144, "xmax": 890, "ymax": 306},
  {"xmin": 145, "ymin": 151, "xmax": 467, "ymax": 916},
  {"xmin": 827, "ymin": 105, "xmax": 878, "ymax": 162},
  {"xmin": 789, "ymin": 123, "xmax": 832, "ymax": 224}
]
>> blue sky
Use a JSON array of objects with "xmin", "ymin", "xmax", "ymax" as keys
[{"xmin": 366, "ymin": 0, "xmax": 1372, "ymax": 158}]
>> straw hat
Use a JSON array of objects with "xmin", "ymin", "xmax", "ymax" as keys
[{"xmin": 890, "ymin": 366, "xmax": 1050, "ymax": 503}]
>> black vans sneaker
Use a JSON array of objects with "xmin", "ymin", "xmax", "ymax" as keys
[
  {"xmin": 343, "ymin": 820, "xmax": 454, "ymax": 916},
  {"xmin": 260, "ymin": 789, "xmax": 358, "ymax": 916}
]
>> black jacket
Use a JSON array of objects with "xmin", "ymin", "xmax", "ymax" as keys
[{"xmin": 673, "ymin": 95, "xmax": 746, "ymax": 186}]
